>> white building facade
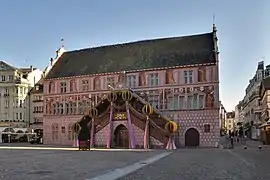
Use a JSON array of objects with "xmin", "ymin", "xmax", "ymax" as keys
[{"xmin": 0, "ymin": 61, "xmax": 42, "ymax": 129}]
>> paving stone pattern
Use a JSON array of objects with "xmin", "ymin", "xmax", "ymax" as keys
[
  {"xmin": 118, "ymin": 148, "xmax": 270, "ymax": 180},
  {"xmin": 0, "ymin": 149, "xmax": 161, "ymax": 180}
]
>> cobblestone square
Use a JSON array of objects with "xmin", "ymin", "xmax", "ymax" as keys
[
  {"xmin": 119, "ymin": 146, "xmax": 270, "ymax": 180},
  {"xmin": 0, "ymin": 147, "xmax": 161, "ymax": 180},
  {"xmin": 0, "ymin": 144, "xmax": 269, "ymax": 180}
]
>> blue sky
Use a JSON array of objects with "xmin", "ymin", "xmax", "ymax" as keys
[{"xmin": 0, "ymin": 0, "xmax": 269, "ymax": 111}]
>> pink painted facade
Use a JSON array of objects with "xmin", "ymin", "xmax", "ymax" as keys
[{"xmin": 43, "ymin": 63, "xmax": 220, "ymax": 147}]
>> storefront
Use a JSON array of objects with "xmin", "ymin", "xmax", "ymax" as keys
[{"xmin": 259, "ymin": 121, "xmax": 270, "ymax": 145}]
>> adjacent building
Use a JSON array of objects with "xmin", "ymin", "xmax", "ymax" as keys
[
  {"xmin": 28, "ymin": 79, "xmax": 44, "ymax": 136},
  {"xmin": 241, "ymin": 61, "xmax": 264, "ymax": 139},
  {"xmin": 225, "ymin": 111, "xmax": 235, "ymax": 132},
  {"xmin": 219, "ymin": 102, "xmax": 226, "ymax": 132},
  {"xmin": 43, "ymin": 25, "xmax": 220, "ymax": 148},
  {"xmin": 259, "ymin": 76, "xmax": 270, "ymax": 144},
  {"xmin": 0, "ymin": 61, "xmax": 42, "ymax": 128},
  {"xmin": 0, "ymin": 61, "xmax": 42, "ymax": 142},
  {"xmin": 27, "ymin": 47, "xmax": 65, "ymax": 137}
]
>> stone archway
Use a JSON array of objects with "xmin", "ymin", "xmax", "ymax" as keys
[
  {"xmin": 185, "ymin": 128, "xmax": 200, "ymax": 147},
  {"xmin": 114, "ymin": 124, "xmax": 129, "ymax": 148}
]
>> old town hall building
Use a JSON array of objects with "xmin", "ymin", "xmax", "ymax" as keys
[{"xmin": 43, "ymin": 25, "xmax": 220, "ymax": 149}]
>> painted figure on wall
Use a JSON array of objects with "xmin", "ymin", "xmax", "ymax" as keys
[
  {"xmin": 116, "ymin": 74, "xmax": 125, "ymax": 88},
  {"xmin": 70, "ymin": 79, "xmax": 77, "ymax": 92},
  {"xmin": 205, "ymin": 87, "xmax": 214, "ymax": 108},
  {"xmin": 198, "ymin": 67, "xmax": 207, "ymax": 82},
  {"xmin": 93, "ymin": 77, "xmax": 100, "ymax": 90},
  {"xmin": 139, "ymin": 72, "xmax": 146, "ymax": 86},
  {"xmin": 165, "ymin": 69, "xmax": 176, "ymax": 84}
]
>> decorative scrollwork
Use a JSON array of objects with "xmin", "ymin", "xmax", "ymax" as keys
[
  {"xmin": 114, "ymin": 113, "xmax": 127, "ymax": 120},
  {"xmin": 107, "ymin": 91, "xmax": 117, "ymax": 102},
  {"xmin": 165, "ymin": 121, "xmax": 178, "ymax": 133},
  {"xmin": 89, "ymin": 107, "xmax": 98, "ymax": 118},
  {"xmin": 142, "ymin": 104, "xmax": 154, "ymax": 116},
  {"xmin": 122, "ymin": 90, "xmax": 132, "ymax": 101},
  {"xmin": 72, "ymin": 122, "xmax": 81, "ymax": 134}
]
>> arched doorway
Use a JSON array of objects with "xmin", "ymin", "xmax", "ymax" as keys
[
  {"xmin": 114, "ymin": 124, "xmax": 129, "ymax": 148},
  {"xmin": 78, "ymin": 115, "xmax": 91, "ymax": 141},
  {"xmin": 185, "ymin": 128, "xmax": 200, "ymax": 147}
]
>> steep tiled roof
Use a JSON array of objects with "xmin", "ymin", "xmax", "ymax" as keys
[
  {"xmin": 29, "ymin": 78, "xmax": 44, "ymax": 94},
  {"xmin": 226, "ymin": 112, "xmax": 235, "ymax": 118},
  {"xmin": 46, "ymin": 32, "xmax": 216, "ymax": 79},
  {"xmin": 262, "ymin": 76, "xmax": 270, "ymax": 89},
  {"xmin": 260, "ymin": 77, "xmax": 270, "ymax": 98}
]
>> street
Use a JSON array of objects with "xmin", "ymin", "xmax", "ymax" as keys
[
  {"xmin": 119, "ymin": 145, "xmax": 270, "ymax": 180},
  {"xmin": 0, "ymin": 143, "xmax": 269, "ymax": 180}
]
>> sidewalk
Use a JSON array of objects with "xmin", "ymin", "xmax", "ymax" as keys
[{"xmin": 236, "ymin": 139, "xmax": 268, "ymax": 149}]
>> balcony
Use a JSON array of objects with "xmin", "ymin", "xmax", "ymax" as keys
[
  {"xmin": 33, "ymin": 100, "xmax": 43, "ymax": 103},
  {"xmin": 253, "ymin": 106, "xmax": 262, "ymax": 113}
]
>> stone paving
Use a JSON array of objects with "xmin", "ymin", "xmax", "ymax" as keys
[
  {"xmin": 0, "ymin": 144, "xmax": 269, "ymax": 180},
  {"xmin": 0, "ymin": 148, "xmax": 161, "ymax": 180},
  {"xmin": 118, "ymin": 148, "xmax": 270, "ymax": 180}
]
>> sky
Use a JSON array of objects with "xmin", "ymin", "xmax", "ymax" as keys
[{"xmin": 0, "ymin": 0, "xmax": 269, "ymax": 111}]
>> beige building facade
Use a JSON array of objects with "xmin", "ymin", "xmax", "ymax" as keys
[{"xmin": 0, "ymin": 61, "xmax": 42, "ymax": 129}]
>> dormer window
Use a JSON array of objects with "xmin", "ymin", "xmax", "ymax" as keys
[{"xmin": 35, "ymin": 85, "xmax": 39, "ymax": 91}]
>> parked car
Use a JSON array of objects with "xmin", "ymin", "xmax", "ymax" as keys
[{"xmin": 29, "ymin": 137, "xmax": 43, "ymax": 144}]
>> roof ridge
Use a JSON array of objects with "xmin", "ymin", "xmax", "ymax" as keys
[{"xmin": 66, "ymin": 32, "xmax": 213, "ymax": 53}]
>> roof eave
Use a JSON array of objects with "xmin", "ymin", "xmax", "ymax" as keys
[{"xmin": 44, "ymin": 62, "xmax": 217, "ymax": 81}]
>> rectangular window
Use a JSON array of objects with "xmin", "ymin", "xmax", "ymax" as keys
[
  {"xmin": 66, "ymin": 103, "xmax": 70, "ymax": 114},
  {"xmin": 127, "ymin": 75, "xmax": 136, "ymax": 87},
  {"xmin": 2, "ymin": 75, "xmax": 5, "ymax": 81},
  {"xmin": 168, "ymin": 97, "xmax": 174, "ymax": 110},
  {"xmin": 107, "ymin": 77, "xmax": 115, "ymax": 88},
  {"xmin": 68, "ymin": 124, "xmax": 72, "ymax": 140},
  {"xmin": 52, "ymin": 124, "xmax": 58, "ymax": 140},
  {"xmin": 5, "ymin": 88, "xmax": 9, "ymax": 95},
  {"xmin": 199, "ymin": 95, "xmax": 204, "ymax": 109},
  {"xmin": 149, "ymin": 73, "xmax": 159, "ymax": 86},
  {"xmin": 9, "ymin": 75, "xmax": 13, "ymax": 81},
  {"xmin": 149, "ymin": 96, "xmax": 159, "ymax": 109},
  {"xmin": 204, "ymin": 124, "xmax": 211, "ymax": 133},
  {"xmin": 78, "ymin": 102, "xmax": 84, "ymax": 114},
  {"xmin": 173, "ymin": 95, "xmax": 178, "ymax": 110},
  {"xmin": 16, "ymin": 113, "xmax": 18, "ymax": 119},
  {"xmin": 19, "ymin": 113, "xmax": 23, "ymax": 120},
  {"xmin": 179, "ymin": 96, "xmax": 185, "ymax": 109},
  {"xmin": 53, "ymin": 104, "xmax": 57, "ymax": 115},
  {"xmin": 61, "ymin": 127, "xmax": 66, "ymax": 134},
  {"xmin": 60, "ymin": 82, "xmax": 67, "ymax": 93},
  {"xmin": 187, "ymin": 96, "xmax": 193, "ymax": 109},
  {"xmin": 189, "ymin": 70, "xmax": 193, "ymax": 84},
  {"xmin": 193, "ymin": 94, "xmax": 198, "ymax": 109},
  {"xmin": 184, "ymin": 71, "xmax": 188, "ymax": 84},
  {"xmin": 183, "ymin": 70, "xmax": 194, "ymax": 84},
  {"xmin": 82, "ymin": 80, "xmax": 89, "ymax": 91},
  {"xmin": 5, "ymin": 100, "xmax": 9, "ymax": 108},
  {"xmin": 60, "ymin": 103, "xmax": 64, "ymax": 114}
]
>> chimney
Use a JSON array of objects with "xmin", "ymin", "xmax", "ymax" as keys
[
  {"xmin": 50, "ymin": 58, "xmax": 54, "ymax": 66},
  {"xmin": 30, "ymin": 65, "xmax": 33, "ymax": 72}
]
